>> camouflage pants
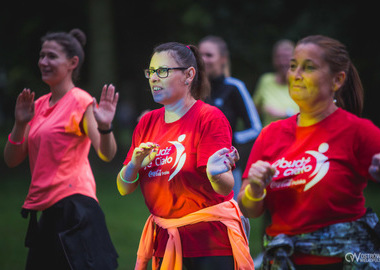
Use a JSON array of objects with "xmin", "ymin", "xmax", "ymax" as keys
[{"xmin": 261, "ymin": 209, "xmax": 380, "ymax": 270}]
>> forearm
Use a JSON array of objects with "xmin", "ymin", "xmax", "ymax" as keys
[
  {"xmin": 4, "ymin": 123, "xmax": 29, "ymax": 167},
  {"xmin": 207, "ymin": 170, "xmax": 234, "ymax": 196},
  {"xmin": 238, "ymin": 181, "xmax": 265, "ymax": 218},
  {"xmin": 97, "ymin": 129, "xmax": 117, "ymax": 162},
  {"xmin": 117, "ymin": 162, "xmax": 140, "ymax": 196}
]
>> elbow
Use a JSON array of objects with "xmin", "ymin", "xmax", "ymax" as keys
[
  {"xmin": 4, "ymin": 156, "xmax": 21, "ymax": 168},
  {"xmin": 98, "ymin": 149, "xmax": 117, "ymax": 162},
  {"xmin": 4, "ymin": 160, "xmax": 17, "ymax": 168}
]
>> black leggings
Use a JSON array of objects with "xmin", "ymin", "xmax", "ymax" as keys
[
  {"xmin": 157, "ymin": 256, "xmax": 234, "ymax": 270},
  {"xmin": 295, "ymin": 261, "xmax": 344, "ymax": 270}
]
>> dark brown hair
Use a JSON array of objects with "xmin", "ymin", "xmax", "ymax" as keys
[
  {"xmin": 41, "ymin": 28, "xmax": 86, "ymax": 82},
  {"xmin": 297, "ymin": 35, "xmax": 363, "ymax": 116},
  {"xmin": 153, "ymin": 42, "xmax": 210, "ymax": 100}
]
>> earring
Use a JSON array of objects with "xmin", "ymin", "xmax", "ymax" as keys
[{"xmin": 185, "ymin": 81, "xmax": 189, "ymax": 85}]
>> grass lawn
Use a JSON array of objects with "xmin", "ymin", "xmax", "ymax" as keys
[{"xmin": 1, "ymin": 158, "xmax": 380, "ymax": 269}]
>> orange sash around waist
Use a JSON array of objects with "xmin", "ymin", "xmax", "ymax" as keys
[{"xmin": 135, "ymin": 199, "xmax": 254, "ymax": 270}]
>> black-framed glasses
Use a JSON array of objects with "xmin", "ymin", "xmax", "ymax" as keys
[{"xmin": 144, "ymin": 67, "xmax": 188, "ymax": 79}]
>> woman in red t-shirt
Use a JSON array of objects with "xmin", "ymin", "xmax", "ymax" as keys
[
  {"xmin": 238, "ymin": 35, "xmax": 380, "ymax": 269},
  {"xmin": 117, "ymin": 42, "xmax": 253, "ymax": 270}
]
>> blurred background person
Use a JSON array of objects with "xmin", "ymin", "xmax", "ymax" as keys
[
  {"xmin": 4, "ymin": 29, "xmax": 119, "ymax": 269},
  {"xmin": 238, "ymin": 35, "xmax": 380, "ymax": 269},
  {"xmin": 199, "ymin": 35, "xmax": 262, "ymax": 203},
  {"xmin": 253, "ymin": 39, "xmax": 299, "ymax": 127}
]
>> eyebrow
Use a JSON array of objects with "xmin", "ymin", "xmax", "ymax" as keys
[{"xmin": 149, "ymin": 65, "xmax": 169, "ymax": 69}]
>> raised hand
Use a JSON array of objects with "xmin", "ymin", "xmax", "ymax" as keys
[
  {"xmin": 131, "ymin": 142, "xmax": 160, "ymax": 169},
  {"xmin": 93, "ymin": 84, "xmax": 119, "ymax": 129},
  {"xmin": 207, "ymin": 146, "xmax": 240, "ymax": 177},
  {"xmin": 15, "ymin": 88, "xmax": 35, "ymax": 125}
]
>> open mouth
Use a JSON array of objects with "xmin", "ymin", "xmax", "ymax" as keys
[{"xmin": 152, "ymin": 86, "xmax": 163, "ymax": 92}]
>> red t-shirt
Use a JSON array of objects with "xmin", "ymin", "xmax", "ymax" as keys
[
  {"xmin": 124, "ymin": 100, "xmax": 234, "ymax": 257},
  {"xmin": 243, "ymin": 108, "xmax": 380, "ymax": 263}
]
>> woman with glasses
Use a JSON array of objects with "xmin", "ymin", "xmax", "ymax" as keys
[
  {"xmin": 4, "ymin": 29, "xmax": 119, "ymax": 269},
  {"xmin": 117, "ymin": 42, "xmax": 254, "ymax": 270}
]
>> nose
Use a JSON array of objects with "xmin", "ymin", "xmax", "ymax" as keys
[
  {"xmin": 293, "ymin": 66, "xmax": 303, "ymax": 80},
  {"xmin": 39, "ymin": 56, "xmax": 48, "ymax": 66}
]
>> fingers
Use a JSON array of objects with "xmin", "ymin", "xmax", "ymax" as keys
[
  {"xmin": 369, "ymin": 153, "xmax": 380, "ymax": 181},
  {"xmin": 248, "ymin": 160, "xmax": 276, "ymax": 189},
  {"xmin": 100, "ymin": 84, "xmax": 119, "ymax": 103},
  {"xmin": 134, "ymin": 142, "xmax": 159, "ymax": 157},
  {"xmin": 371, "ymin": 153, "xmax": 380, "ymax": 167},
  {"xmin": 139, "ymin": 142, "xmax": 159, "ymax": 150},
  {"xmin": 18, "ymin": 88, "xmax": 34, "ymax": 103},
  {"xmin": 113, "ymin": 92, "xmax": 119, "ymax": 107}
]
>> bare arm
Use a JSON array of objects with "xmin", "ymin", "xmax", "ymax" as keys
[
  {"xmin": 117, "ymin": 142, "xmax": 159, "ymax": 196},
  {"xmin": 84, "ymin": 84, "xmax": 119, "ymax": 162},
  {"xmin": 4, "ymin": 89, "xmax": 35, "ymax": 167},
  {"xmin": 237, "ymin": 160, "xmax": 275, "ymax": 218}
]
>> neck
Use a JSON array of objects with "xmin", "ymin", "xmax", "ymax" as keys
[
  {"xmin": 49, "ymin": 80, "xmax": 75, "ymax": 106},
  {"xmin": 164, "ymin": 96, "xmax": 197, "ymax": 123},
  {"xmin": 297, "ymin": 102, "xmax": 338, "ymax": 127}
]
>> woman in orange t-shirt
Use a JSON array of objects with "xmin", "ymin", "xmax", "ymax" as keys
[{"xmin": 4, "ymin": 29, "xmax": 119, "ymax": 269}]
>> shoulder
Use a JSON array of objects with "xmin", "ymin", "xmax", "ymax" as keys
[
  {"xmin": 224, "ymin": 77, "xmax": 246, "ymax": 88},
  {"xmin": 138, "ymin": 107, "xmax": 164, "ymax": 126},
  {"xmin": 193, "ymin": 100, "xmax": 229, "ymax": 126},
  {"xmin": 259, "ymin": 73, "xmax": 276, "ymax": 82},
  {"xmin": 34, "ymin": 93, "xmax": 51, "ymax": 107},
  {"xmin": 264, "ymin": 115, "xmax": 296, "ymax": 134},
  {"xmin": 197, "ymin": 100, "xmax": 225, "ymax": 117},
  {"xmin": 70, "ymin": 87, "xmax": 93, "ymax": 104},
  {"xmin": 224, "ymin": 77, "xmax": 249, "ymax": 93},
  {"xmin": 337, "ymin": 108, "xmax": 379, "ymax": 132}
]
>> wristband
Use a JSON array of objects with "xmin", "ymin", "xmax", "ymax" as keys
[
  {"xmin": 209, "ymin": 175, "xmax": 221, "ymax": 183},
  {"xmin": 119, "ymin": 167, "xmax": 139, "ymax": 184},
  {"xmin": 98, "ymin": 123, "xmax": 113, "ymax": 134},
  {"xmin": 245, "ymin": 185, "xmax": 266, "ymax": 201},
  {"xmin": 8, "ymin": 133, "xmax": 25, "ymax": 145}
]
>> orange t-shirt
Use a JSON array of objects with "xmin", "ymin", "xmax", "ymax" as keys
[{"xmin": 24, "ymin": 87, "xmax": 97, "ymax": 211}]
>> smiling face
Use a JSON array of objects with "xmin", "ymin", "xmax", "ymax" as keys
[
  {"xmin": 148, "ymin": 51, "xmax": 190, "ymax": 105},
  {"xmin": 38, "ymin": 40, "xmax": 77, "ymax": 87},
  {"xmin": 287, "ymin": 43, "xmax": 338, "ymax": 110}
]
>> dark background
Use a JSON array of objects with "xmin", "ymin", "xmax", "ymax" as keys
[{"xmin": 1, "ymin": 0, "xmax": 379, "ymax": 166}]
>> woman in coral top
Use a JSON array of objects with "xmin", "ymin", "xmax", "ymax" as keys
[
  {"xmin": 4, "ymin": 29, "xmax": 119, "ymax": 269},
  {"xmin": 117, "ymin": 42, "xmax": 253, "ymax": 270},
  {"xmin": 238, "ymin": 35, "xmax": 380, "ymax": 269}
]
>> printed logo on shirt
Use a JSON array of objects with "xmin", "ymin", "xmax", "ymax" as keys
[
  {"xmin": 144, "ymin": 134, "xmax": 187, "ymax": 181},
  {"xmin": 270, "ymin": 143, "xmax": 330, "ymax": 191},
  {"xmin": 168, "ymin": 134, "xmax": 187, "ymax": 181}
]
